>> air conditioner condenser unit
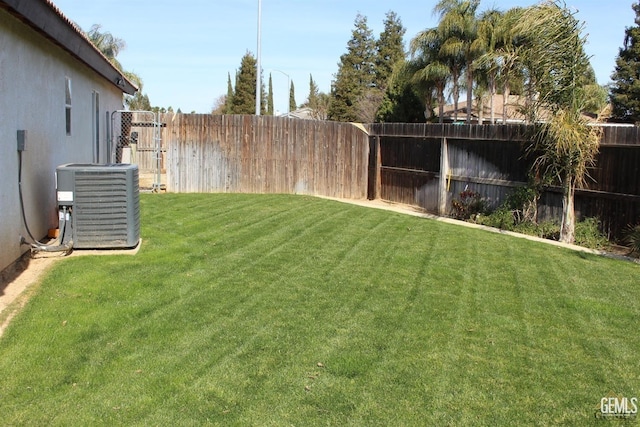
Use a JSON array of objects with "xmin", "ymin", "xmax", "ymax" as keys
[{"xmin": 56, "ymin": 163, "xmax": 140, "ymax": 249}]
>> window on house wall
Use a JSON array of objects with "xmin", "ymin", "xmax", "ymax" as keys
[
  {"xmin": 65, "ymin": 77, "xmax": 72, "ymax": 136},
  {"xmin": 92, "ymin": 91, "xmax": 100, "ymax": 162}
]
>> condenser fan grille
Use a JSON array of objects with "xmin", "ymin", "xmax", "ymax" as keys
[{"xmin": 56, "ymin": 164, "xmax": 140, "ymax": 249}]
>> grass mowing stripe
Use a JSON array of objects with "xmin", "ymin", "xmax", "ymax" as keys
[{"xmin": 0, "ymin": 194, "xmax": 638, "ymax": 426}]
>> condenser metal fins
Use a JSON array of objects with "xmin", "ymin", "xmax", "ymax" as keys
[{"xmin": 56, "ymin": 163, "xmax": 140, "ymax": 249}]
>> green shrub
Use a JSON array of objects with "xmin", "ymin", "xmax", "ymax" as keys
[
  {"xmin": 476, "ymin": 207, "xmax": 515, "ymax": 231},
  {"xmin": 513, "ymin": 220, "xmax": 560, "ymax": 240},
  {"xmin": 574, "ymin": 217, "xmax": 608, "ymax": 249},
  {"xmin": 537, "ymin": 221, "xmax": 561, "ymax": 240},
  {"xmin": 456, "ymin": 187, "xmax": 613, "ymax": 251},
  {"xmin": 504, "ymin": 186, "xmax": 539, "ymax": 223},
  {"xmin": 624, "ymin": 224, "xmax": 640, "ymax": 256}
]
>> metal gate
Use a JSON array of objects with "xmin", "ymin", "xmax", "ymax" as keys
[{"xmin": 110, "ymin": 110, "xmax": 164, "ymax": 192}]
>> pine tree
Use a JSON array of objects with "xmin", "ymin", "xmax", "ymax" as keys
[
  {"xmin": 372, "ymin": 11, "xmax": 408, "ymax": 122},
  {"xmin": 375, "ymin": 11, "xmax": 406, "ymax": 92},
  {"xmin": 225, "ymin": 73, "xmax": 234, "ymax": 114},
  {"xmin": 303, "ymin": 75, "xmax": 329, "ymax": 120},
  {"xmin": 328, "ymin": 14, "xmax": 376, "ymax": 122},
  {"xmin": 376, "ymin": 61, "xmax": 424, "ymax": 123},
  {"xmin": 231, "ymin": 52, "xmax": 259, "ymax": 114},
  {"xmin": 260, "ymin": 73, "xmax": 267, "ymax": 116},
  {"xmin": 267, "ymin": 74, "xmax": 274, "ymax": 116},
  {"xmin": 289, "ymin": 81, "xmax": 296, "ymax": 113},
  {"xmin": 610, "ymin": 2, "xmax": 640, "ymax": 123},
  {"xmin": 307, "ymin": 74, "xmax": 319, "ymax": 110},
  {"xmin": 127, "ymin": 92, "xmax": 151, "ymax": 111}
]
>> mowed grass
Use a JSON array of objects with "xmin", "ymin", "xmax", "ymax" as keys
[{"xmin": 0, "ymin": 193, "xmax": 638, "ymax": 426}]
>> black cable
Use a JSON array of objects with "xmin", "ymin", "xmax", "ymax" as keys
[
  {"xmin": 18, "ymin": 150, "xmax": 72, "ymax": 252},
  {"xmin": 18, "ymin": 150, "xmax": 46, "ymax": 245}
]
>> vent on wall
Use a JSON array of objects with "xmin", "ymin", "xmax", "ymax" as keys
[{"xmin": 56, "ymin": 163, "xmax": 140, "ymax": 249}]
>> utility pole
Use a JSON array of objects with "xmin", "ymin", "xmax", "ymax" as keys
[{"xmin": 255, "ymin": 0, "xmax": 262, "ymax": 115}]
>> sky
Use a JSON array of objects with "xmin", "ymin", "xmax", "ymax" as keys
[{"xmin": 53, "ymin": 0, "xmax": 635, "ymax": 114}]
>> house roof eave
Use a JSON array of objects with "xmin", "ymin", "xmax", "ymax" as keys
[{"xmin": 0, "ymin": 0, "xmax": 137, "ymax": 95}]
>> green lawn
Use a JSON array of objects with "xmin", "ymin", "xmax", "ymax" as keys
[{"xmin": 0, "ymin": 193, "xmax": 638, "ymax": 426}]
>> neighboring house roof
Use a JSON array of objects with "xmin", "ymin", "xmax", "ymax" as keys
[
  {"xmin": 279, "ymin": 107, "xmax": 327, "ymax": 120},
  {"xmin": 279, "ymin": 107, "xmax": 314, "ymax": 120},
  {"xmin": 0, "ymin": 0, "xmax": 137, "ymax": 95},
  {"xmin": 441, "ymin": 94, "xmax": 604, "ymax": 124},
  {"xmin": 441, "ymin": 94, "xmax": 526, "ymax": 123}
]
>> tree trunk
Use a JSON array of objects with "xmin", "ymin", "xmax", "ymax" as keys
[
  {"xmin": 466, "ymin": 68, "xmax": 473, "ymax": 123},
  {"xmin": 559, "ymin": 174, "xmax": 576, "ymax": 243},
  {"xmin": 453, "ymin": 82, "xmax": 460, "ymax": 122},
  {"xmin": 502, "ymin": 83, "xmax": 510, "ymax": 124},
  {"xmin": 489, "ymin": 71, "xmax": 496, "ymax": 125},
  {"xmin": 438, "ymin": 87, "xmax": 445, "ymax": 124}
]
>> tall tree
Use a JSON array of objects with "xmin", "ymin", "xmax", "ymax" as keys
[
  {"xmin": 495, "ymin": 7, "xmax": 526, "ymax": 124},
  {"xmin": 127, "ymin": 92, "xmax": 151, "ymax": 111},
  {"xmin": 328, "ymin": 14, "xmax": 376, "ymax": 122},
  {"xmin": 434, "ymin": 0, "xmax": 481, "ymax": 123},
  {"xmin": 289, "ymin": 81, "xmax": 297, "ymax": 113},
  {"xmin": 375, "ymin": 11, "xmax": 406, "ymax": 91},
  {"xmin": 231, "ymin": 52, "xmax": 260, "ymax": 114},
  {"xmin": 410, "ymin": 28, "xmax": 450, "ymax": 122},
  {"xmin": 370, "ymin": 11, "xmax": 408, "ymax": 122},
  {"xmin": 268, "ymin": 74, "xmax": 274, "ymax": 116},
  {"xmin": 517, "ymin": 1, "xmax": 601, "ymax": 243},
  {"xmin": 225, "ymin": 73, "xmax": 234, "ymax": 114},
  {"xmin": 84, "ymin": 24, "xmax": 146, "ymax": 109},
  {"xmin": 475, "ymin": 8, "xmax": 503, "ymax": 124},
  {"xmin": 302, "ymin": 75, "xmax": 330, "ymax": 120},
  {"xmin": 376, "ymin": 60, "xmax": 425, "ymax": 122},
  {"xmin": 86, "ymin": 24, "xmax": 125, "ymax": 70},
  {"xmin": 307, "ymin": 74, "xmax": 319, "ymax": 111},
  {"xmin": 610, "ymin": 2, "xmax": 640, "ymax": 123}
]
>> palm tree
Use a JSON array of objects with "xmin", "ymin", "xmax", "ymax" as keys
[
  {"xmin": 434, "ymin": 0, "xmax": 482, "ymax": 123},
  {"xmin": 475, "ymin": 8, "xmax": 503, "ymax": 124},
  {"xmin": 86, "ymin": 24, "xmax": 125, "ymax": 71},
  {"xmin": 473, "ymin": 66, "xmax": 490, "ymax": 124},
  {"xmin": 84, "ymin": 24, "xmax": 143, "ymax": 107},
  {"xmin": 517, "ymin": 1, "xmax": 601, "ymax": 243},
  {"xmin": 479, "ymin": 7, "xmax": 525, "ymax": 124},
  {"xmin": 410, "ymin": 28, "xmax": 450, "ymax": 122}
]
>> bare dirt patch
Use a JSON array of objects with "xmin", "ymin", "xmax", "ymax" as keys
[
  {"xmin": 0, "ymin": 243, "xmax": 141, "ymax": 338},
  {"xmin": 0, "ymin": 252, "xmax": 65, "ymax": 337}
]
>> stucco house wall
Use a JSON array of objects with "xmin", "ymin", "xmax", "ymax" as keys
[{"xmin": 0, "ymin": 1, "xmax": 136, "ymax": 273}]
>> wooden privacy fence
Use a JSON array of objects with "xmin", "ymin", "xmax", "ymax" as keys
[
  {"xmin": 368, "ymin": 124, "xmax": 531, "ymax": 214},
  {"xmin": 140, "ymin": 113, "xmax": 638, "ymax": 240},
  {"xmin": 368, "ymin": 123, "xmax": 640, "ymax": 240},
  {"xmin": 163, "ymin": 114, "xmax": 369, "ymax": 199}
]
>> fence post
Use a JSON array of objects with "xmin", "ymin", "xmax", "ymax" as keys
[
  {"xmin": 438, "ymin": 137, "xmax": 449, "ymax": 216},
  {"xmin": 367, "ymin": 135, "xmax": 381, "ymax": 200},
  {"xmin": 375, "ymin": 135, "xmax": 381, "ymax": 200}
]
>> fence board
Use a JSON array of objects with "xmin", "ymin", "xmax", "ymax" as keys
[{"xmin": 164, "ymin": 115, "xmax": 369, "ymax": 199}]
